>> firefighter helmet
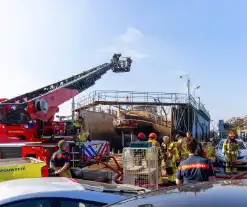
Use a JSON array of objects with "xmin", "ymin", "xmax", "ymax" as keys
[
  {"xmin": 149, "ymin": 132, "xmax": 157, "ymax": 139},
  {"xmin": 138, "ymin": 132, "xmax": 145, "ymax": 139}
]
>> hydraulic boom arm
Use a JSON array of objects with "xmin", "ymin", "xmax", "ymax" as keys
[{"xmin": 0, "ymin": 54, "xmax": 132, "ymax": 123}]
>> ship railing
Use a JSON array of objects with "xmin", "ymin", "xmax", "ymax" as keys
[
  {"xmin": 75, "ymin": 90, "xmax": 210, "ymax": 118},
  {"xmin": 189, "ymin": 95, "xmax": 210, "ymax": 118},
  {"xmin": 83, "ymin": 105, "xmax": 118, "ymax": 116},
  {"xmin": 76, "ymin": 90, "xmax": 188, "ymax": 106}
]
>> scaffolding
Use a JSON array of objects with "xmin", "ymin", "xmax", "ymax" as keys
[
  {"xmin": 74, "ymin": 90, "xmax": 211, "ymax": 141},
  {"xmin": 74, "ymin": 90, "xmax": 210, "ymax": 118}
]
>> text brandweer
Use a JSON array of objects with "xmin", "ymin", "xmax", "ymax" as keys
[{"xmin": 0, "ymin": 167, "xmax": 25, "ymax": 173}]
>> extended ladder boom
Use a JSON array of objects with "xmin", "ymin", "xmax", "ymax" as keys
[{"xmin": 0, "ymin": 54, "xmax": 132, "ymax": 122}]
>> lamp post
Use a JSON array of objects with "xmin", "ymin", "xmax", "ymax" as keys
[
  {"xmin": 193, "ymin": 86, "xmax": 201, "ymax": 110},
  {"xmin": 180, "ymin": 74, "xmax": 191, "ymax": 132},
  {"xmin": 210, "ymin": 120, "xmax": 218, "ymax": 139},
  {"xmin": 193, "ymin": 86, "xmax": 200, "ymax": 97},
  {"xmin": 197, "ymin": 96, "xmax": 201, "ymax": 105}
]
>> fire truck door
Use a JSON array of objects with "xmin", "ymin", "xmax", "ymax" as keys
[{"xmin": 21, "ymin": 146, "xmax": 50, "ymax": 165}]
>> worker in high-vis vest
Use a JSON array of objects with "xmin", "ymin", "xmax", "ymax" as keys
[
  {"xmin": 147, "ymin": 132, "xmax": 160, "ymax": 147},
  {"xmin": 147, "ymin": 133, "xmax": 163, "ymax": 184},
  {"xmin": 222, "ymin": 132, "xmax": 240, "ymax": 174},
  {"xmin": 162, "ymin": 136, "xmax": 180, "ymax": 184},
  {"xmin": 175, "ymin": 134, "xmax": 189, "ymax": 164},
  {"xmin": 205, "ymin": 139, "xmax": 216, "ymax": 164}
]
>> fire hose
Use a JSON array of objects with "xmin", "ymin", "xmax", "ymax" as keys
[{"xmin": 216, "ymin": 170, "xmax": 247, "ymax": 180}]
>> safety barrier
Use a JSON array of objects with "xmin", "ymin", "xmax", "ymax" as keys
[{"xmin": 82, "ymin": 141, "xmax": 110, "ymax": 163}]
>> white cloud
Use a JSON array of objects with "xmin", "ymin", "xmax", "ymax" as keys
[
  {"xmin": 100, "ymin": 27, "xmax": 149, "ymax": 60},
  {"xmin": 118, "ymin": 27, "xmax": 144, "ymax": 43}
]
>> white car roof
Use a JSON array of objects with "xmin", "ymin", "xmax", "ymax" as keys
[
  {"xmin": 0, "ymin": 177, "xmax": 130, "ymax": 205},
  {"xmin": 0, "ymin": 177, "xmax": 84, "ymax": 200}
]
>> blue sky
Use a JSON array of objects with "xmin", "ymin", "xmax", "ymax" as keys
[{"xmin": 0, "ymin": 0, "xmax": 247, "ymax": 124}]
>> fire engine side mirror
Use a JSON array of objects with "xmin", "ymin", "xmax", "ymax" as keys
[{"xmin": 34, "ymin": 99, "xmax": 48, "ymax": 113}]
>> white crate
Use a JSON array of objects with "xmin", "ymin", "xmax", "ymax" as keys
[{"xmin": 123, "ymin": 147, "xmax": 158, "ymax": 190}]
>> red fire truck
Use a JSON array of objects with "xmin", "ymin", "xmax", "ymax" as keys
[{"xmin": 0, "ymin": 54, "xmax": 132, "ymax": 164}]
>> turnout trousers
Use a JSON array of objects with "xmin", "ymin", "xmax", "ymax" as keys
[{"xmin": 225, "ymin": 153, "xmax": 237, "ymax": 173}]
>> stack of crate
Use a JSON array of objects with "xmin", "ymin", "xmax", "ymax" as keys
[{"xmin": 123, "ymin": 143, "xmax": 158, "ymax": 190}]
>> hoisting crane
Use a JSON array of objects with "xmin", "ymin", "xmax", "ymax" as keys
[{"xmin": 0, "ymin": 53, "xmax": 132, "ymax": 142}]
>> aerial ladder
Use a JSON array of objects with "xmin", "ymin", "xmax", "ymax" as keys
[{"xmin": 0, "ymin": 53, "xmax": 132, "ymax": 142}]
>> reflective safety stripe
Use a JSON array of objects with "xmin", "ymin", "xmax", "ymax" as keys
[
  {"xmin": 226, "ymin": 151, "xmax": 238, "ymax": 154},
  {"xmin": 178, "ymin": 163, "xmax": 210, "ymax": 171},
  {"xmin": 148, "ymin": 140, "xmax": 157, "ymax": 147}
]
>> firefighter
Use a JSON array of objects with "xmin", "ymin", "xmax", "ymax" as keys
[
  {"xmin": 205, "ymin": 138, "xmax": 216, "ymax": 164},
  {"xmin": 186, "ymin": 131, "xmax": 193, "ymax": 139},
  {"xmin": 50, "ymin": 140, "xmax": 71, "ymax": 178},
  {"xmin": 147, "ymin": 133, "xmax": 163, "ymax": 184},
  {"xmin": 112, "ymin": 53, "xmax": 121, "ymax": 67},
  {"xmin": 222, "ymin": 132, "xmax": 240, "ymax": 174},
  {"xmin": 137, "ymin": 132, "xmax": 146, "ymax": 142},
  {"xmin": 176, "ymin": 138, "xmax": 216, "ymax": 185},
  {"xmin": 175, "ymin": 134, "xmax": 189, "ymax": 164},
  {"xmin": 126, "ymin": 57, "xmax": 132, "ymax": 68},
  {"xmin": 162, "ymin": 136, "xmax": 179, "ymax": 184},
  {"xmin": 147, "ymin": 132, "xmax": 160, "ymax": 147}
]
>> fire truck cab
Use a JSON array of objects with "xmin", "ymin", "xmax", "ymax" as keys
[{"xmin": 0, "ymin": 142, "xmax": 58, "ymax": 165}]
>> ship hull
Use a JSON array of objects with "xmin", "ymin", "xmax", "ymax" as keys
[
  {"xmin": 113, "ymin": 118, "xmax": 171, "ymax": 142},
  {"xmin": 82, "ymin": 111, "xmax": 123, "ymax": 150},
  {"xmin": 79, "ymin": 110, "xmax": 171, "ymax": 150}
]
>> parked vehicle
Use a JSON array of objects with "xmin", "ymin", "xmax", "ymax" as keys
[
  {"xmin": 107, "ymin": 180, "xmax": 247, "ymax": 207},
  {"xmin": 0, "ymin": 157, "xmax": 48, "ymax": 182},
  {"xmin": 0, "ymin": 177, "xmax": 146, "ymax": 207},
  {"xmin": 216, "ymin": 139, "xmax": 247, "ymax": 167}
]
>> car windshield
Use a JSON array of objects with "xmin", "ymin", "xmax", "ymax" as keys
[{"xmin": 239, "ymin": 142, "xmax": 246, "ymax": 149}]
